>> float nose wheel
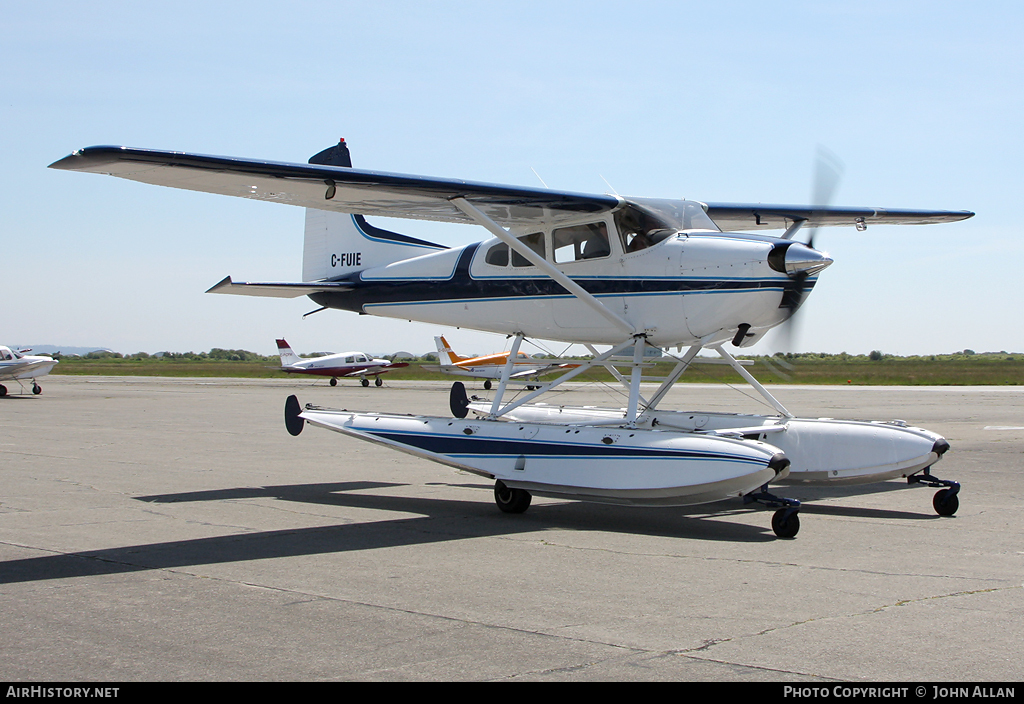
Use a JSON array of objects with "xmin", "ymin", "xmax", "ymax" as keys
[
  {"xmin": 932, "ymin": 488, "xmax": 960, "ymax": 517},
  {"xmin": 494, "ymin": 480, "xmax": 532, "ymax": 514},
  {"xmin": 908, "ymin": 467, "xmax": 961, "ymax": 516},
  {"xmin": 745, "ymin": 485, "xmax": 802, "ymax": 538},
  {"xmin": 771, "ymin": 509, "xmax": 800, "ymax": 539}
]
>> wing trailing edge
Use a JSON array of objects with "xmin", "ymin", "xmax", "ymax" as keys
[{"xmin": 703, "ymin": 202, "xmax": 974, "ymax": 231}]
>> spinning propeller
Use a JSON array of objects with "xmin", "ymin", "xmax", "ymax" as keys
[{"xmin": 771, "ymin": 147, "xmax": 844, "ymax": 355}]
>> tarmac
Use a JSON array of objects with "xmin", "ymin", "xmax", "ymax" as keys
[{"xmin": 1, "ymin": 376, "xmax": 1022, "ymax": 682}]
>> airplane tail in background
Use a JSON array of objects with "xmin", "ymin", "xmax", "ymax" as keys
[
  {"xmin": 301, "ymin": 139, "xmax": 448, "ymax": 282},
  {"xmin": 276, "ymin": 339, "xmax": 302, "ymax": 367},
  {"xmin": 434, "ymin": 336, "xmax": 468, "ymax": 365}
]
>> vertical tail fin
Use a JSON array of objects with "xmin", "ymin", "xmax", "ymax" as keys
[
  {"xmin": 301, "ymin": 139, "xmax": 448, "ymax": 282},
  {"xmin": 434, "ymin": 335, "xmax": 467, "ymax": 365},
  {"xmin": 276, "ymin": 339, "xmax": 302, "ymax": 367}
]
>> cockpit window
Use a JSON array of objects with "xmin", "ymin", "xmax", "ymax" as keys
[
  {"xmin": 553, "ymin": 222, "xmax": 610, "ymax": 263},
  {"xmin": 511, "ymin": 232, "xmax": 545, "ymax": 267},
  {"xmin": 484, "ymin": 232, "xmax": 546, "ymax": 267},
  {"xmin": 624, "ymin": 198, "xmax": 719, "ymax": 232},
  {"xmin": 615, "ymin": 204, "xmax": 678, "ymax": 253},
  {"xmin": 485, "ymin": 242, "xmax": 509, "ymax": 266}
]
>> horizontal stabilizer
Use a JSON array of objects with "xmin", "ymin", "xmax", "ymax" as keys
[{"xmin": 206, "ymin": 276, "xmax": 352, "ymax": 298}]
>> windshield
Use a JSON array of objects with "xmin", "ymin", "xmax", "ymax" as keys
[{"xmin": 624, "ymin": 197, "xmax": 720, "ymax": 232}]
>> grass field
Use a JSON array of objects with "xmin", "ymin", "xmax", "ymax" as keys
[{"xmin": 49, "ymin": 352, "xmax": 1024, "ymax": 386}]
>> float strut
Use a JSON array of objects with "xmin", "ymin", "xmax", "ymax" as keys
[{"xmin": 744, "ymin": 484, "xmax": 800, "ymax": 517}]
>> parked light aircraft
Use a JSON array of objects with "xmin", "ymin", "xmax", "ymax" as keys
[
  {"xmin": 432, "ymin": 335, "xmax": 577, "ymax": 389},
  {"xmin": 0, "ymin": 346, "xmax": 58, "ymax": 396},
  {"xmin": 50, "ymin": 139, "xmax": 974, "ymax": 537},
  {"xmin": 276, "ymin": 338, "xmax": 406, "ymax": 387}
]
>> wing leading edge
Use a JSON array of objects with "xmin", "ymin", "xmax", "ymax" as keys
[
  {"xmin": 49, "ymin": 146, "xmax": 618, "ymax": 228},
  {"xmin": 49, "ymin": 145, "xmax": 973, "ymax": 231}
]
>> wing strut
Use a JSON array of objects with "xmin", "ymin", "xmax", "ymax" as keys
[
  {"xmin": 490, "ymin": 333, "xmax": 526, "ymax": 416},
  {"xmin": 449, "ymin": 197, "xmax": 636, "ymax": 337},
  {"xmin": 780, "ymin": 219, "xmax": 806, "ymax": 241},
  {"xmin": 712, "ymin": 344, "xmax": 793, "ymax": 417}
]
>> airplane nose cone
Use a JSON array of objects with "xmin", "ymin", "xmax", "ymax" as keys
[{"xmin": 768, "ymin": 241, "xmax": 833, "ymax": 277}]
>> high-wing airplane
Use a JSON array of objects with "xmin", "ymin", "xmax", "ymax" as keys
[
  {"xmin": 276, "ymin": 338, "xmax": 407, "ymax": 387},
  {"xmin": 50, "ymin": 139, "xmax": 973, "ymax": 537},
  {"xmin": 0, "ymin": 346, "xmax": 58, "ymax": 396},
  {"xmin": 432, "ymin": 335, "xmax": 577, "ymax": 389}
]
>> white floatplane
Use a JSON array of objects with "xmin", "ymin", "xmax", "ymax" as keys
[{"xmin": 50, "ymin": 139, "xmax": 973, "ymax": 537}]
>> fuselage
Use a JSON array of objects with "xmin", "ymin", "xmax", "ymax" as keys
[
  {"xmin": 311, "ymin": 229, "xmax": 828, "ymax": 349},
  {"xmin": 283, "ymin": 351, "xmax": 399, "ymax": 378},
  {"xmin": 0, "ymin": 347, "xmax": 58, "ymax": 381}
]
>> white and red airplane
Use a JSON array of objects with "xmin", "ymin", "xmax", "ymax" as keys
[
  {"xmin": 276, "ymin": 338, "xmax": 407, "ymax": 387},
  {"xmin": 0, "ymin": 346, "xmax": 58, "ymax": 396},
  {"xmin": 432, "ymin": 335, "xmax": 577, "ymax": 389}
]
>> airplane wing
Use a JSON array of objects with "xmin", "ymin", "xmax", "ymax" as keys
[
  {"xmin": 49, "ymin": 146, "xmax": 618, "ymax": 228},
  {"xmin": 701, "ymin": 202, "xmax": 974, "ymax": 231},
  {"xmin": 1, "ymin": 359, "xmax": 57, "ymax": 380},
  {"xmin": 49, "ymin": 145, "xmax": 973, "ymax": 231},
  {"xmin": 338, "ymin": 362, "xmax": 409, "ymax": 378}
]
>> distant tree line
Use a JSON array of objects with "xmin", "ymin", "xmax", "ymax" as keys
[{"xmin": 51, "ymin": 348, "xmax": 1019, "ymax": 363}]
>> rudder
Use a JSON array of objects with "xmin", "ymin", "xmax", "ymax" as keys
[
  {"xmin": 276, "ymin": 338, "xmax": 302, "ymax": 367},
  {"xmin": 302, "ymin": 139, "xmax": 447, "ymax": 282}
]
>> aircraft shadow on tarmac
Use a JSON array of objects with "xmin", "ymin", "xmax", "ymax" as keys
[{"xmin": 0, "ymin": 480, "xmax": 942, "ymax": 585}]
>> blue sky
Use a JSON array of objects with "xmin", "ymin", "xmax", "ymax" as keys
[{"xmin": 3, "ymin": 1, "xmax": 1020, "ymax": 358}]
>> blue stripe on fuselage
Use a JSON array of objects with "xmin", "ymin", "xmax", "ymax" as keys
[{"xmin": 309, "ymin": 243, "xmax": 814, "ymax": 313}]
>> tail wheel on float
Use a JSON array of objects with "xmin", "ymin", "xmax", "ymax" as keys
[{"xmin": 494, "ymin": 480, "xmax": 532, "ymax": 514}]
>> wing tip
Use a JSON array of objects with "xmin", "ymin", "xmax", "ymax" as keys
[{"xmin": 206, "ymin": 276, "xmax": 234, "ymax": 294}]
